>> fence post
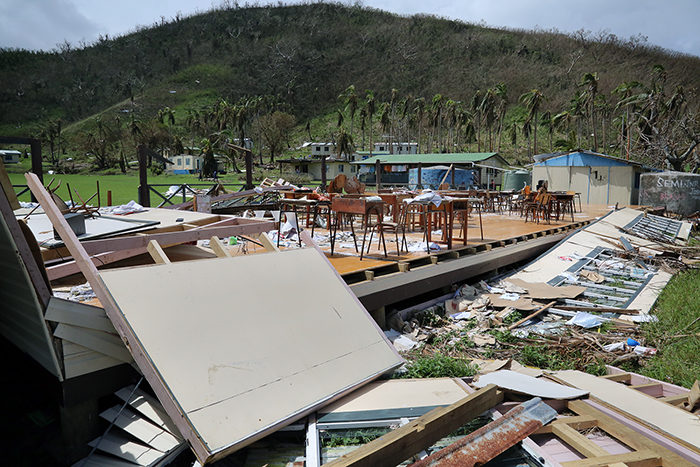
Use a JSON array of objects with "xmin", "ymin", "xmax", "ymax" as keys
[
  {"xmin": 138, "ymin": 145, "xmax": 150, "ymax": 207},
  {"xmin": 244, "ymin": 150, "xmax": 254, "ymax": 190},
  {"xmin": 375, "ymin": 159, "xmax": 382, "ymax": 190}
]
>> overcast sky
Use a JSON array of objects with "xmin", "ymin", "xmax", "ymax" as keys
[{"xmin": 2, "ymin": 0, "xmax": 698, "ymax": 58}]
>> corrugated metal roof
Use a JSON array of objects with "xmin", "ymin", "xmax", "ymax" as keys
[
  {"xmin": 352, "ymin": 153, "xmax": 505, "ymax": 165},
  {"xmin": 534, "ymin": 150, "xmax": 644, "ymax": 167}
]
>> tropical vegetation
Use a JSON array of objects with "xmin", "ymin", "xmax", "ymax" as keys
[{"xmin": 2, "ymin": 2, "xmax": 700, "ymax": 175}]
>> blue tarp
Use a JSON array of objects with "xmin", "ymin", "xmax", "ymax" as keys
[{"xmin": 408, "ymin": 166, "xmax": 476, "ymax": 190}]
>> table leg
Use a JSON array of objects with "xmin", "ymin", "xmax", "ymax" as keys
[
  {"xmin": 349, "ymin": 214, "xmax": 358, "ymax": 252},
  {"xmin": 424, "ymin": 205, "xmax": 430, "ymax": 252},
  {"xmin": 330, "ymin": 212, "xmax": 339, "ymax": 256},
  {"xmin": 477, "ymin": 203, "xmax": 484, "ymax": 240}
]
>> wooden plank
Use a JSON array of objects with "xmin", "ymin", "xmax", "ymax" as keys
[
  {"xmin": 324, "ymin": 384, "xmax": 503, "ymax": 467},
  {"xmin": 209, "ymin": 236, "xmax": 232, "ymax": 258},
  {"xmin": 45, "ymin": 297, "xmax": 115, "ymax": 333},
  {"xmin": 556, "ymin": 371, "xmax": 700, "ymax": 455},
  {"xmin": 100, "ymin": 406, "xmax": 180, "ymax": 452},
  {"xmin": 533, "ymin": 415, "xmax": 598, "ymax": 434},
  {"xmin": 0, "ymin": 160, "xmax": 19, "ymax": 209},
  {"xmin": 600, "ymin": 373, "xmax": 632, "ymax": 383},
  {"xmin": 560, "ymin": 449, "xmax": 661, "ymax": 467},
  {"xmin": 53, "ymin": 323, "xmax": 133, "ymax": 363},
  {"xmin": 28, "ymin": 168, "xmax": 213, "ymax": 462},
  {"xmin": 254, "ymin": 232, "xmax": 280, "ymax": 252},
  {"xmin": 568, "ymin": 400, "xmax": 697, "ymax": 467},
  {"xmin": 147, "ymin": 240, "xmax": 170, "ymax": 264},
  {"xmin": 508, "ymin": 300, "xmax": 557, "ymax": 330},
  {"xmin": 630, "ymin": 383, "xmax": 665, "ymax": 398},
  {"xmin": 552, "ymin": 423, "xmax": 610, "ymax": 458},
  {"xmin": 77, "ymin": 217, "xmax": 275, "ymax": 255},
  {"xmin": 660, "ymin": 394, "xmax": 689, "ymax": 406},
  {"xmin": 320, "ymin": 378, "xmax": 472, "ymax": 416},
  {"xmin": 46, "ymin": 247, "xmax": 149, "ymax": 281}
]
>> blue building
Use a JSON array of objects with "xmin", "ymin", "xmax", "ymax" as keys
[{"xmin": 532, "ymin": 150, "xmax": 655, "ymax": 205}]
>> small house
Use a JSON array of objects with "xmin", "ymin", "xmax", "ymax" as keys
[
  {"xmin": 531, "ymin": 150, "xmax": 655, "ymax": 205},
  {"xmin": 353, "ymin": 153, "xmax": 508, "ymax": 187},
  {"xmin": 373, "ymin": 142, "xmax": 418, "ymax": 154},
  {"xmin": 166, "ymin": 154, "xmax": 226, "ymax": 174},
  {"xmin": 0, "ymin": 149, "xmax": 21, "ymax": 164}
]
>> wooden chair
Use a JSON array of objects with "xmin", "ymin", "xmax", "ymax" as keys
[
  {"xmin": 568, "ymin": 191, "xmax": 582, "ymax": 213},
  {"xmin": 524, "ymin": 192, "xmax": 552, "ymax": 224},
  {"xmin": 511, "ymin": 189, "xmax": 533, "ymax": 216},
  {"xmin": 365, "ymin": 201, "xmax": 409, "ymax": 257}
]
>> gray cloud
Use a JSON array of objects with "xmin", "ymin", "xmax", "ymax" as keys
[
  {"xmin": 2, "ymin": 0, "xmax": 699, "ymax": 58},
  {"xmin": 0, "ymin": 0, "xmax": 103, "ymax": 51}
]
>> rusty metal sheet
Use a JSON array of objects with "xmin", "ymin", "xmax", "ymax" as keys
[{"xmin": 409, "ymin": 397, "xmax": 557, "ymax": 467}]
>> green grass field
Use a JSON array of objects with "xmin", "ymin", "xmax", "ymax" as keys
[
  {"xmin": 5, "ymin": 159, "xmax": 320, "ymax": 207},
  {"xmin": 636, "ymin": 269, "xmax": 700, "ymax": 388},
  {"xmin": 4, "ymin": 158, "xmax": 318, "ymax": 206},
  {"xmin": 7, "ymin": 171, "xmax": 237, "ymax": 206}
]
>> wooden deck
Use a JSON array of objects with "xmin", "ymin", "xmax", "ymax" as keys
[{"xmin": 317, "ymin": 203, "xmax": 616, "ymax": 276}]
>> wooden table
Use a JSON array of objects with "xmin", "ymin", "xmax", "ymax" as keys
[
  {"xmin": 377, "ymin": 193, "xmax": 413, "ymax": 223},
  {"xmin": 278, "ymin": 198, "xmax": 332, "ymax": 247},
  {"xmin": 550, "ymin": 192, "xmax": 575, "ymax": 222},
  {"xmin": 449, "ymin": 197, "xmax": 484, "ymax": 246},
  {"xmin": 407, "ymin": 199, "xmax": 452, "ymax": 251},
  {"xmin": 330, "ymin": 197, "xmax": 385, "ymax": 260}
]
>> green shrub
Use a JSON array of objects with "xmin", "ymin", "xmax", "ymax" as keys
[{"xmin": 399, "ymin": 354, "xmax": 478, "ymax": 379}]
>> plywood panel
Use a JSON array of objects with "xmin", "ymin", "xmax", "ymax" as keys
[
  {"xmin": 319, "ymin": 378, "xmax": 470, "ymax": 415},
  {"xmin": 98, "ymin": 247, "xmax": 402, "ymax": 462}
]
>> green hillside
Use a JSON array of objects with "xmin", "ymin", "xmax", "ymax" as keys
[{"xmin": 2, "ymin": 2, "xmax": 700, "ymax": 171}]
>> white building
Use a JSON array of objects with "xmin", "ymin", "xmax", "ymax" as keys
[
  {"xmin": 373, "ymin": 142, "xmax": 418, "ymax": 154},
  {"xmin": 0, "ymin": 149, "xmax": 21, "ymax": 164}
]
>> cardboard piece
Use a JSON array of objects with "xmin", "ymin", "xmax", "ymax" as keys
[
  {"xmin": 506, "ymin": 278, "xmax": 587, "ymax": 299},
  {"xmin": 483, "ymin": 294, "xmax": 536, "ymax": 310}
]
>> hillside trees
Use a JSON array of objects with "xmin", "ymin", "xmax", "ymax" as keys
[
  {"xmin": 339, "ymin": 85, "xmax": 358, "ymax": 141},
  {"xmin": 259, "ymin": 111, "xmax": 296, "ymax": 163},
  {"xmin": 39, "ymin": 119, "xmax": 64, "ymax": 170},
  {"xmin": 365, "ymin": 90, "xmax": 376, "ymax": 156},
  {"xmin": 5, "ymin": 3, "xmax": 700, "ymax": 172},
  {"xmin": 520, "ymin": 89, "xmax": 547, "ymax": 156},
  {"xmin": 579, "ymin": 72, "xmax": 599, "ymax": 151}
]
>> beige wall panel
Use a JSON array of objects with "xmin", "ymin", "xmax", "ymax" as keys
[
  {"xmin": 98, "ymin": 247, "xmax": 402, "ymax": 460},
  {"xmin": 320, "ymin": 378, "xmax": 470, "ymax": 414},
  {"xmin": 608, "ymin": 166, "xmax": 634, "ymax": 206}
]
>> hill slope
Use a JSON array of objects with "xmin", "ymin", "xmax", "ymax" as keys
[{"xmin": 2, "ymin": 2, "xmax": 700, "ymax": 166}]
